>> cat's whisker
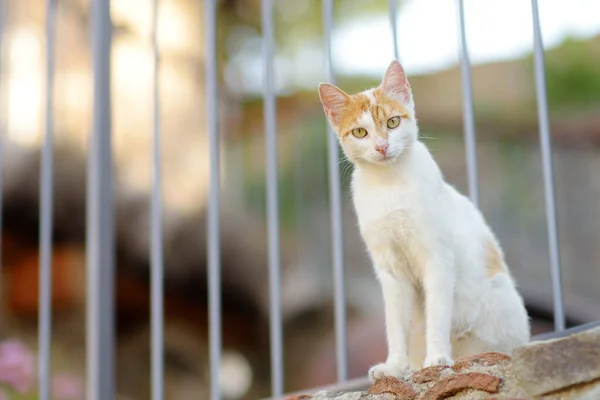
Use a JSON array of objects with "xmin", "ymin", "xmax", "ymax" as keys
[
  {"xmin": 340, "ymin": 158, "xmax": 355, "ymax": 181},
  {"xmin": 419, "ymin": 134, "xmax": 437, "ymax": 141}
]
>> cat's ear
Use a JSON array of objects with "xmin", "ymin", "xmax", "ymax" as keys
[
  {"xmin": 381, "ymin": 60, "xmax": 411, "ymax": 103},
  {"xmin": 318, "ymin": 83, "xmax": 350, "ymax": 126}
]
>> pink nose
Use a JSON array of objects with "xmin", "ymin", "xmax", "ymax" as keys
[{"xmin": 375, "ymin": 143, "xmax": 389, "ymax": 155}]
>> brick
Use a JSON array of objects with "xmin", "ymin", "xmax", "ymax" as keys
[
  {"xmin": 368, "ymin": 376, "xmax": 417, "ymax": 400},
  {"xmin": 452, "ymin": 352, "xmax": 511, "ymax": 372},
  {"xmin": 421, "ymin": 372, "xmax": 500, "ymax": 400},
  {"xmin": 411, "ymin": 366, "xmax": 448, "ymax": 383},
  {"xmin": 511, "ymin": 326, "xmax": 600, "ymax": 396}
]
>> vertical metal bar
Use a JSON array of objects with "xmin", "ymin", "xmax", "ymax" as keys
[
  {"xmin": 322, "ymin": 0, "xmax": 347, "ymax": 383},
  {"xmin": 39, "ymin": 0, "xmax": 56, "ymax": 399},
  {"xmin": 456, "ymin": 0, "xmax": 479, "ymax": 206},
  {"xmin": 205, "ymin": 1, "xmax": 222, "ymax": 399},
  {"xmin": 87, "ymin": 0, "xmax": 115, "ymax": 398},
  {"xmin": 530, "ymin": 0, "xmax": 565, "ymax": 332},
  {"xmin": 388, "ymin": 0, "xmax": 399, "ymax": 61},
  {"xmin": 0, "ymin": 0, "xmax": 5, "ymax": 316},
  {"xmin": 293, "ymin": 126, "xmax": 305, "ymax": 267},
  {"xmin": 150, "ymin": 0, "xmax": 164, "ymax": 399},
  {"xmin": 261, "ymin": 0, "xmax": 283, "ymax": 396}
]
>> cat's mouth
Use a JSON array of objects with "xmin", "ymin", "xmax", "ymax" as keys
[
  {"xmin": 369, "ymin": 154, "xmax": 396, "ymax": 166},
  {"xmin": 371, "ymin": 153, "xmax": 396, "ymax": 164}
]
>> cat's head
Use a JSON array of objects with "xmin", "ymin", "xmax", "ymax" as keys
[{"xmin": 318, "ymin": 60, "xmax": 417, "ymax": 166}]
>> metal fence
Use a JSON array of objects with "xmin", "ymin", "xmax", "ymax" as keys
[{"xmin": 0, "ymin": 0, "xmax": 574, "ymax": 399}]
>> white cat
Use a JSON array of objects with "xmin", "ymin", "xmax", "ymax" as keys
[{"xmin": 318, "ymin": 60, "xmax": 530, "ymax": 382}]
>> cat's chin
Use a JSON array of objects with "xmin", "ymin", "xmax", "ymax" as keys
[
  {"xmin": 366, "ymin": 153, "xmax": 402, "ymax": 166},
  {"xmin": 348, "ymin": 149, "xmax": 407, "ymax": 167}
]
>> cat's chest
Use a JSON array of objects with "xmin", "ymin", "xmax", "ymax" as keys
[
  {"xmin": 351, "ymin": 176, "xmax": 434, "ymax": 275},
  {"xmin": 353, "ymin": 187, "xmax": 429, "ymax": 275},
  {"xmin": 352, "ymin": 183, "xmax": 422, "ymax": 229}
]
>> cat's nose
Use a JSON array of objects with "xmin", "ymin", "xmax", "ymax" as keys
[{"xmin": 375, "ymin": 143, "xmax": 389, "ymax": 155}]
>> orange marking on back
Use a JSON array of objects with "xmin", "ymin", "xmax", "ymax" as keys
[{"xmin": 486, "ymin": 239, "xmax": 507, "ymax": 278}]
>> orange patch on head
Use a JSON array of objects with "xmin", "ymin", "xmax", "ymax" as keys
[
  {"xmin": 337, "ymin": 93, "xmax": 370, "ymax": 135},
  {"xmin": 486, "ymin": 239, "xmax": 506, "ymax": 278},
  {"xmin": 320, "ymin": 60, "xmax": 413, "ymax": 135},
  {"xmin": 372, "ymin": 87, "xmax": 410, "ymax": 120},
  {"xmin": 337, "ymin": 90, "xmax": 411, "ymax": 137}
]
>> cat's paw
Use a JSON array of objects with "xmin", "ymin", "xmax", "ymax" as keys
[
  {"xmin": 368, "ymin": 361, "xmax": 409, "ymax": 382},
  {"xmin": 423, "ymin": 354, "xmax": 454, "ymax": 368}
]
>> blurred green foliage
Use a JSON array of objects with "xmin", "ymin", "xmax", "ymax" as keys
[
  {"xmin": 543, "ymin": 36, "xmax": 600, "ymax": 111},
  {"xmin": 220, "ymin": 0, "xmax": 394, "ymax": 48},
  {"xmin": 217, "ymin": 0, "xmax": 401, "ymax": 84}
]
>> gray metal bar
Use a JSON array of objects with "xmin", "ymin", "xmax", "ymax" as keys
[
  {"xmin": 205, "ymin": 0, "xmax": 222, "ymax": 399},
  {"xmin": 456, "ymin": 0, "xmax": 479, "ymax": 206},
  {"xmin": 322, "ymin": 0, "xmax": 347, "ymax": 383},
  {"xmin": 261, "ymin": 0, "xmax": 283, "ymax": 396},
  {"xmin": 530, "ymin": 0, "xmax": 565, "ymax": 332},
  {"xmin": 87, "ymin": 0, "xmax": 115, "ymax": 398},
  {"xmin": 150, "ymin": 0, "xmax": 164, "ymax": 399},
  {"xmin": 293, "ymin": 126, "xmax": 305, "ymax": 267},
  {"xmin": 39, "ymin": 0, "xmax": 56, "ymax": 399},
  {"xmin": 0, "ymin": 0, "xmax": 5, "ymax": 317},
  {"xmin": 388, "ymin": 0, "xmax": 399, "ymax": 61},
  {"xmin": 532, "ymin": 320, "xmax": 600, "ymax": 342}
]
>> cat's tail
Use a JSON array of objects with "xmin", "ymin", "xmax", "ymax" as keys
[{"xmin": 475, "ymin": 273, "xmax": 531, "ymax": 352}]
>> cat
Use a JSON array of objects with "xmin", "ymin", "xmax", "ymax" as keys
[{"xmin": 318, "ymin": 60, "xmax": 530, "ymax": 382}]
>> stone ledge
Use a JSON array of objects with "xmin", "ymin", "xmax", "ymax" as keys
[
  {"xmin": 285, "ymin": 325, "xmax": 600, "ymax": 400},
  {"xmin": 512, "ymin": 326, "xmax": 600, "ymax": 396}
]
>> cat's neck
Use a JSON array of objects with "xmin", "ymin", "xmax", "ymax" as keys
[{"xmin": 352, "ymin": 141, "xmax": 443, "ymax": 194}]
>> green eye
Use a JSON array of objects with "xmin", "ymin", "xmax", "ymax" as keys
[
  {"xmin": 351, "ymin": 128, "xmax": 368, "ymax": 138},
  {"xmin": 387, "ymin": 116, "xmax": 401, "ymax": 129}
]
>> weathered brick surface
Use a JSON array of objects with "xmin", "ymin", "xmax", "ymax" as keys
[
  {"xmin": 411, "ymin": 366, "xmax": 448, "ymax": 383},
  {"xmin": 539, "ymin": 377, "xmax": 600, "ymax": 400},
  {"xmin": 512, "ymin": 326, "xmax": 600, "ymax": 396},
  {"xmin": 420, "ymin": 372, "xmax": 500, "ymax": 400},
  {"xmin": 452, "ymin": 352, "xmax": 511, "ymax": 372},
  {"xmin": 303, "ymin": 326, "xmax": 600, "ymax": 400},
  {"xmin": 368, "ymin": 376, "xmax": 417, "ymax": 400}
]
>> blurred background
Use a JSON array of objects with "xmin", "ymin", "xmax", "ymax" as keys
[{"xmin": 0, "ymin": 0, "xmax": 599, "ymax": 399}]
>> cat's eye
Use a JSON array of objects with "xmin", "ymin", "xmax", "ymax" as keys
[
  {"xmin": 387, "ymin": 116, "xmax": 401, "ymax": 129},
  {"xmin": 351, "ymin": 128, "xmax": 368, "ymax": 138}
]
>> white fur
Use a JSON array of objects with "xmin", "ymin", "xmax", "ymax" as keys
[
  {"xmin": 319, "ymin": 62, "xmax": 530, "ymax": 382},
  {"xmin": 354, "ymin": 140, "xmax": 530, "ymax": 381}
]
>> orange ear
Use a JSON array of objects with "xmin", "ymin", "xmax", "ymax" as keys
[
  {"xmin": 318, "ymin": 83, "xmax": 349, "ymax": 126},
  {"xmin": 381, "ymin": 60, "xmax": 411, "ymax": 103}
]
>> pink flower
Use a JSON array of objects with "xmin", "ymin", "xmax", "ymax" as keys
[
  {"xmin": 0, "ymin": 339, "xmax": 36, "ymax": 393},
  {"xmin": 52, "ymin": 373, "xmax": 84, "ymax": 400}
]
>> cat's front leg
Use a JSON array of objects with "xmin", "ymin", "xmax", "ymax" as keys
[
  {"xmin": 422, "ymin": 255, "xmax": 455, "ymax": 368},
  {"xmin": 368, "ymin": 269, "xmax": 416, "ymax": 382}
]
